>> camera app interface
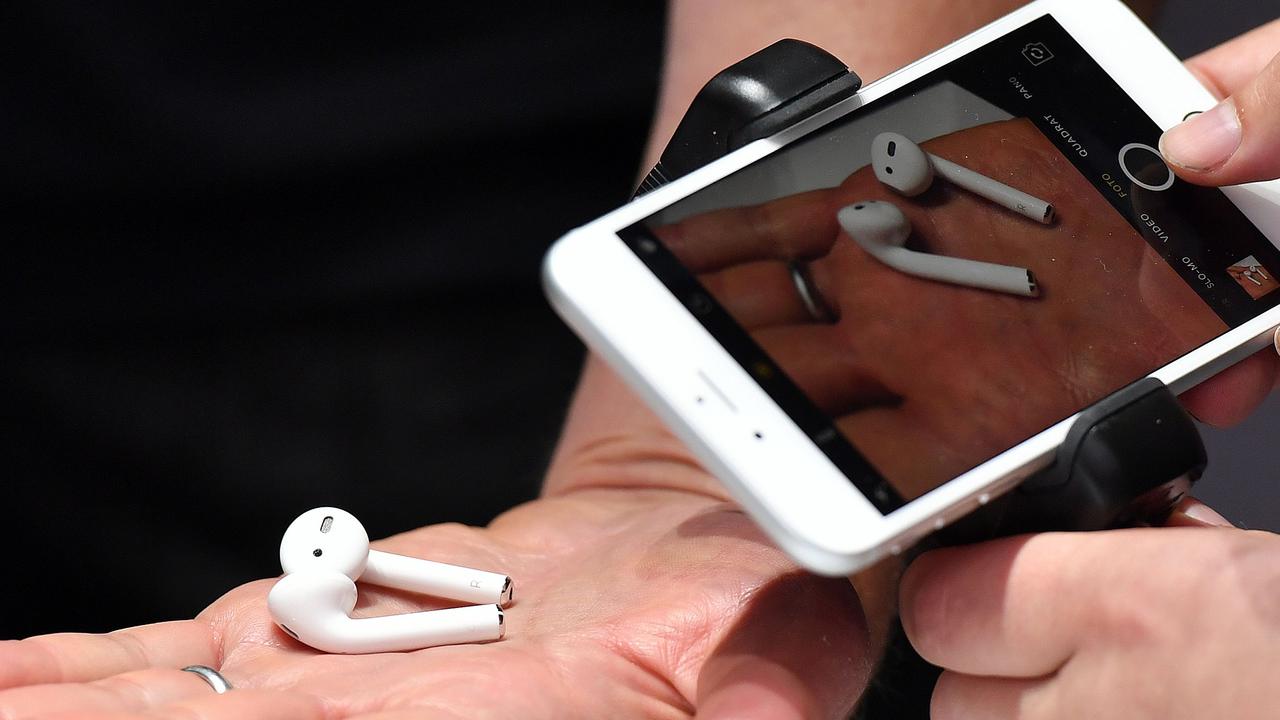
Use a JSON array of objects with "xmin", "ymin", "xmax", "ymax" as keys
[{"xmin": 622, "ymin": 15, "xmax": 1280, "ymax": 511}]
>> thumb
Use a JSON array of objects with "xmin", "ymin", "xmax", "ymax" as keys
[{"xmin": 1160, "ymin": 49, "xmax": 1280, "ymax": 185}]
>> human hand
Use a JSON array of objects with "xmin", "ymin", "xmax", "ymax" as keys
[
  {"xmin": 899, "ymin": 501, "xmax": 1280, "ymax": 719},
  {"xmin": 1, "ymin": 292, "xmax": 905, "ymax": 720},
  {"xmin": 0, "ymin": 480, "xmax": 886, "ymax": 719},
  {"xmin": 1156, "ymin": 18, "xmax": 1280, "ymax": 429},
  {"xmin": 659, "ymin": 118, "xmax": 1273, "ymax": 498},
  {"xmin": 1162, "ymin": 19, "xmax": 1280, "ymax": 185}
]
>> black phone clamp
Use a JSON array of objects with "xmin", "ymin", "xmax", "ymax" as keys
[
  {"xmin": 940, "ymin": 377, "xmax": 1206, "ymax": 543},
  {"xmin": 644, "ymin": 40, "xmax": 1209, "ymax": 538},
  {"xmin": 635, "ymin": 39, "xmax": 862, "ymax": 198}
]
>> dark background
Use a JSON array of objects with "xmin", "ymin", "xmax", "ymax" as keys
[
  {"xmin": 3, "ymin": 2, "xmax": 665, "ymax": 639},
  {"xmin": 3, "ymin": 0, "xmax": 1277, "ymax": 653}
]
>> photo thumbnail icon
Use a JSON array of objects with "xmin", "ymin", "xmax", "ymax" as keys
[{"xmin": 1227, "ymin": 256, "xmax": 1279, "ymax": 299}]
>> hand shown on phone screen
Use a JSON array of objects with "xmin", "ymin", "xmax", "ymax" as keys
[{"xmin": 658, "ymin": 118, "xmax": 1230, "ymax": 499}]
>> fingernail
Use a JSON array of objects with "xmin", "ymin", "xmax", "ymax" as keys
[
  {"xmin": 1180, "ymin": 502, "xmax": 1234, "ymax": 528},
  {"xmin": 1160, "ymin": 100, "xmax": 1242, "ymax": 171}
]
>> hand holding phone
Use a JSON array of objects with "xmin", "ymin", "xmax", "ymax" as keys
[
  {"xmin": 1167, "ymin": 20, "xmax": 1280, "ymax": 430},
  {"xmin": 900, "ymin": 506, "xmax": 1280, "ymax": 719},
  {"xmin": 547, "ymin": 0, "xmax": 1280, "ymax": 574},
  {"xmin": 1163, "ymin": 19, "xmax": 1280, "ymax": 188}
]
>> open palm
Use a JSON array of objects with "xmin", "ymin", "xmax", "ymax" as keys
[{"xmin": 0, "ymin": 363, "xmax": 886, "ymax": 720}]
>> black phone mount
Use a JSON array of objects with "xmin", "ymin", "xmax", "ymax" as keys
[
  {"xmin": 937, "ymin": 377, "xmax": 1205, "ymax": 543},
  {"xmin": 635, "ymin": 39, "xmax": 863, "ymax": 198},
  {"xmin": 643, "ymin": 40, "xmax": 1209, "ymax": 539}
]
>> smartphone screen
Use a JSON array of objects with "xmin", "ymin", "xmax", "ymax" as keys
[{"xmin": 619, "ymin": 14, "xmax": 1280, "ymax": 513}]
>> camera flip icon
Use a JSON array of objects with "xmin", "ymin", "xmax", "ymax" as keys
[{"xmin": 1022, "ymin": 42, "xmax": 1054, "ymax": 66}]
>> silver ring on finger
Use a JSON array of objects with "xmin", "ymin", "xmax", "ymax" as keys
[
  {"xmin": 182, "ymin": 665, "xmax": 233, "ymax": 694},
  {"xmin": 788, "ymin": 260, "xmax": 835, "ymax": 323}
]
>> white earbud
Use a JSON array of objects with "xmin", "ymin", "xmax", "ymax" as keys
[
  {"xmin": 278, "ymin": 507, "xmax": 512, "ymax": 606},
  {"xmin": 268, "ymin": 571, "xmax": 504, "ymax": 654},
  {"xmin": 871, "ymin": 132, "xmax": 1055, "ymax": 225},
  {"xmin": 267, "ymin": 506, "xmax": 511, "ymax": 654},
  {"xmin": 838, "ymin": 201, "xmax": 1039, "ymax": 297}
]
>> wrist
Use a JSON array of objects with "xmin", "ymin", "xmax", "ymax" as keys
[{"xmin": 543, "ymin": 357, "xmax": 733, "ymax": 502}]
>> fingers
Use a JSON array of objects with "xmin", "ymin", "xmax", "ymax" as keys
[
  {"xmin": 931, "ymin": 671, "xmax": 1055, "ymax": 720},
  {"xmin": 0, "ymin": 668, "xmax": 225, "ymax": 718},
  {"xmin": 30, "ymin": 689, "xmax": 326, "ymax": 720},
  {"xmin": 1162, "ymin": 20, "xmax": 1280, "ymax": 185},
  {"xmin": 657, "ymin": 189, "xmax": 841, "ymax": 273},
  {"xmin": 0, "ymin": 620, "xmax": 217, "ymax": 689},
  {"xmin": 699, "ymin": 261, "xmax": 816, "ymax": 328},
  {"xmin": 898, "ymin": 534, "xmax": 1090, "ymax": 678},
  {"xmin": 0, "ymin": 663, "xmax": 322, "ymax": 720},
  {"xmin": 900, "ymin": 528, "xmax": 1254, "ymax": 678},
  {"xmin": 694, "ymin": 572, "xmax": 873, "ymax": 720},
  {"xmin": 1178, "ymin": 347, "xmax": 1279, "ymax": 426}
]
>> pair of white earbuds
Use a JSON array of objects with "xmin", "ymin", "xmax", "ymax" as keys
[
  {"xmin": 836, "ymin": 132, "xmax": 1055, "ymax": 297},
  {"xmin": 267, "ymin": 507, "xmax": 512, "ymax": 654}
]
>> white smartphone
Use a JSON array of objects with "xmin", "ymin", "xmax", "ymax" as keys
[{"xmin": 544, "ymin": 0, "xmax": 1280, "ymax": 576}]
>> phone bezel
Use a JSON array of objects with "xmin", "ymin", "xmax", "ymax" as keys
[{"xmin": 544, "ymin": 0, "xmax": 1280, "ymax": 575}]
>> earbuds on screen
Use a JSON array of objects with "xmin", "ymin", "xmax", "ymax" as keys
[
  {"xmin": 267, "ymin": 507, "xmax": 512, "ymax": 654},
  {"xmin": 838, "ymin": 200, "xmax": 1039, "ymax": 297},
  {"xmin": 871, "ymin": 132, "xmax": 1056, "ymax": 225}
]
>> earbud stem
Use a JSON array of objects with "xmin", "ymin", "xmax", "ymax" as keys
[
  {"xmin": 307, "ymin": 603, "xmax": 504, "ymax": 655},
  {"xmin": 866, "ymin": 245, "xmax": 1040, "ymax": 297},
  {"xmin": 929, "ymin": 155, "xmax": 1055, "ymax": 225},
  {"xmin": 364, "ymin": 550, "xmax": 513, "ymax": 607}
]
